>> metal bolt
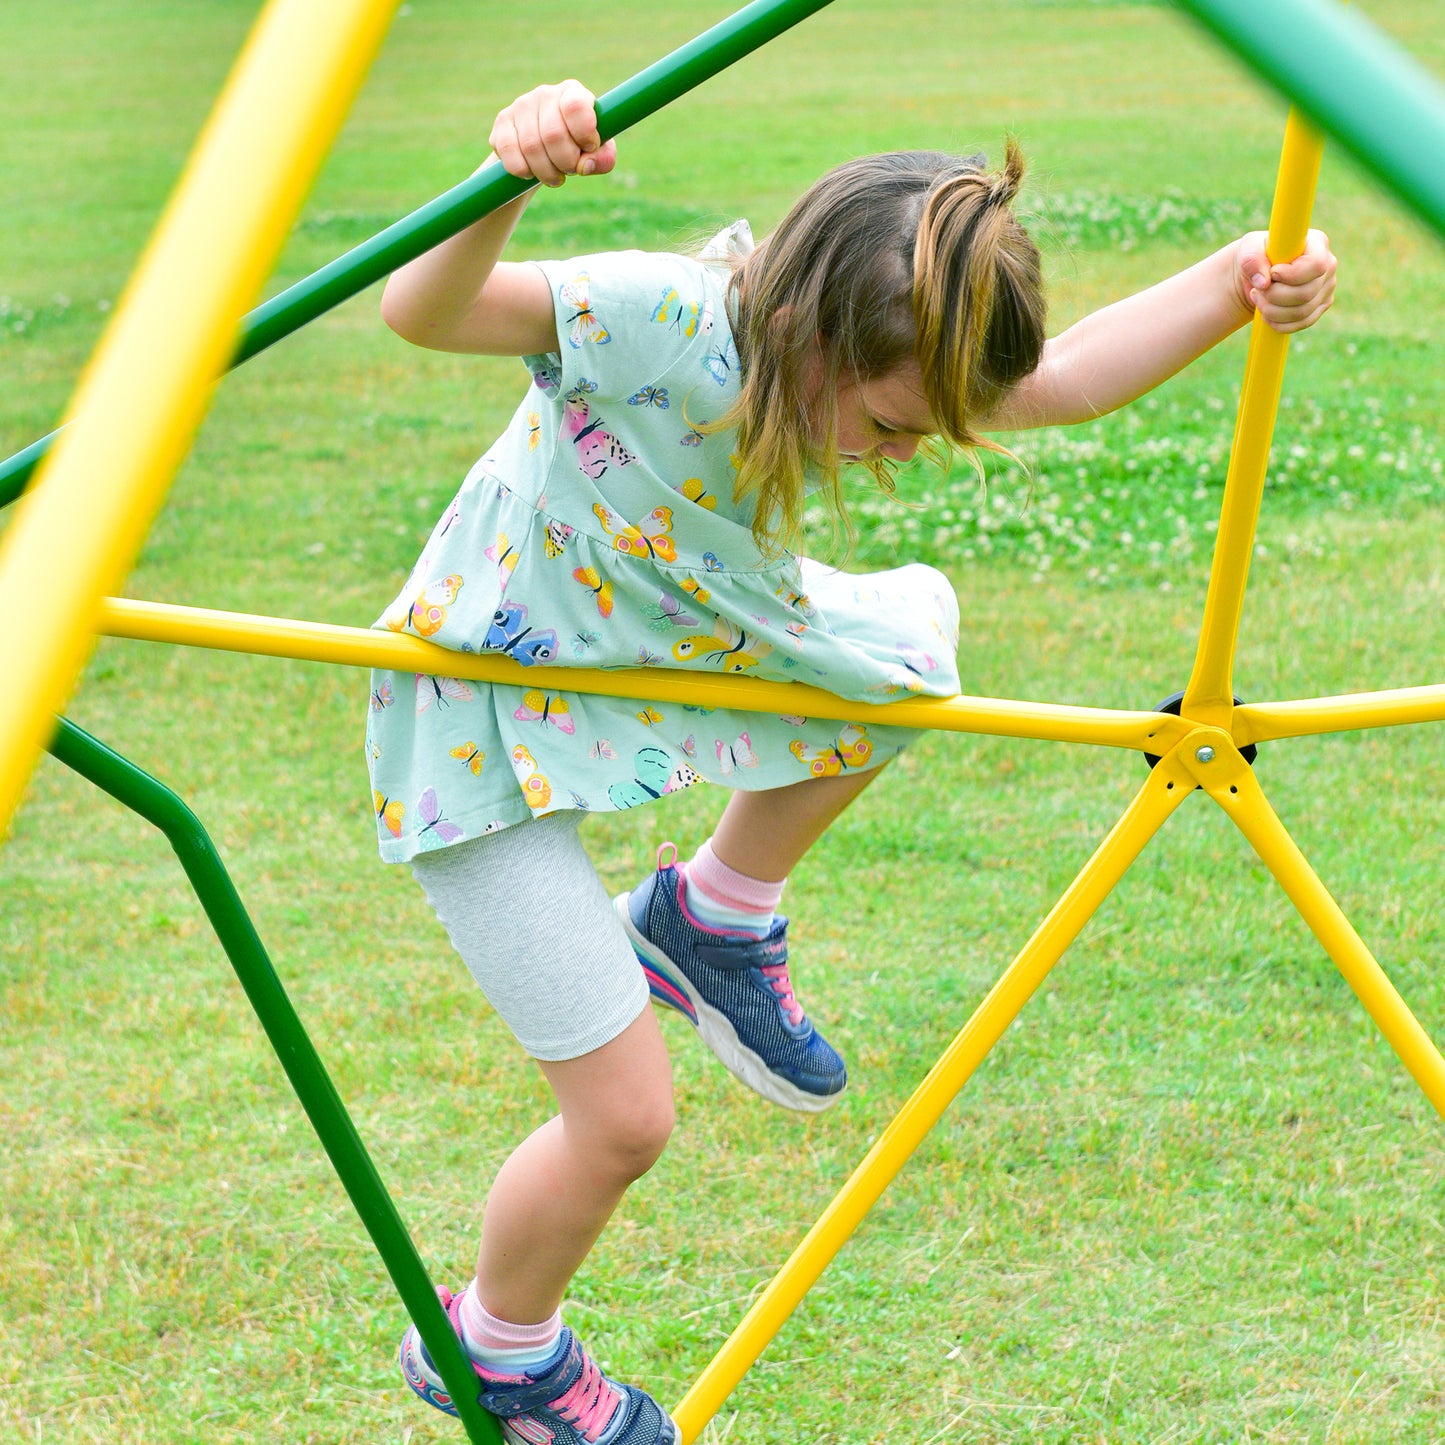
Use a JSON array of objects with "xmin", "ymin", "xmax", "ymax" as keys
[{"xmin": 1195, "ymin": 745, "xmax": 1216, "ymax": 764}]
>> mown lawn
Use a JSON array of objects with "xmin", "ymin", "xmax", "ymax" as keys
[{"xmin": 2, "ymin": 2, "xmax": 1442, "ymax": 1441}]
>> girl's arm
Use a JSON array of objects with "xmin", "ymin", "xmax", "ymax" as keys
[
  {"xmin": 380, "ymin": 81, "xmax": 615, "ymax": 355},
  {"xmin": 985, "ymin": 230, "xmax": 1337, "ymax": 431}
]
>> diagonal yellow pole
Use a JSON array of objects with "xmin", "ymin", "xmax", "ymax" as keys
[
  {"xmin": 0, "ymin": 0, "xmax": 399, "ymax": 842},
  {"xmin": 1181, "ymin": 105, "xmax": 1327, "ymax": 732},
  {"xmin": 671, "ymin": 747, "xmax": 1198, "ymax": 1442},
  {"xmin": 1179, "ymin": 733, "xmax": 1445, "ymax": 1119}
]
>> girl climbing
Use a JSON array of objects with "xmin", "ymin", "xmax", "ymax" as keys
[{"xmin": 373, "ymin": 79, "xmax": 1336, "ymax": 1443}]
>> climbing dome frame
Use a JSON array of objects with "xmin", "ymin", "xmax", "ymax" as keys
[{"xmin": 2, "ymin": 0, "xmax": 1444, "ymax": 1439}]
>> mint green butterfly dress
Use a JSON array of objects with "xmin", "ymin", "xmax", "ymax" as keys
[{"xmin": 365, "ymin": 226, "xmax": 961, "ymax": 864}]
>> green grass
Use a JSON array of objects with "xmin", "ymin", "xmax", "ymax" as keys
[
  {"xmin": 818, "ymin": 334, "xmax": 1445, "ymax": 584},
  {"xmin": 3, "ymin": 2, "xmax": 1444, "ymax": 1442}
]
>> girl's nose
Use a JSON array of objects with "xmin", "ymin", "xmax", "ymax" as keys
[{"xmin": 880, "ymin": 435, "xmax": 921, "ymax": 462}]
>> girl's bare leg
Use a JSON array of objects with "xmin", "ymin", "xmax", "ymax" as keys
[
  {"xmin": 707, "ymin": 765, "xmax": 886, "ymax": 881},
  {"xmin": 470, "ymin": 769, "xmax": 883, "ymax": 1325},
  {"xmin": 473, "ymin": 1005, "xmax": 674, "ymax": 1324}
]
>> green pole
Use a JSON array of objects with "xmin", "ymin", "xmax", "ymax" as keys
[
  {"xmin": 46, "ymin": 717, "xmax": 504, "ymax": 1444},
  {"xmin": 0, "ymin": 0, "xmax": 838, "ymax": 508},
  {"xmin": 1171, "ymin": 0, "xmax": 1445, "ymax": 235},
  {"xmin": 238, "ymin": 0, "xmax": 839, "ymax": 365}
]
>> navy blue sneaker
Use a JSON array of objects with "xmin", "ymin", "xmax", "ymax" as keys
[
  {"xmin": 615, "ymin": 846, "xmax": 847, "ymax": 1112},
  {"xmin": 399, "ymin": 1285, "xmax": 679, "ymax": 1444}
]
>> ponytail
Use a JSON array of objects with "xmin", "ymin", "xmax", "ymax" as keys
[{"xmin": 913, "ymin": 138, "xmax": 1039, "ymax": 451}]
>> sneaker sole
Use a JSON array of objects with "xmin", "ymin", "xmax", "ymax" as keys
[
  {"xmin": 615, "ymin": 893, "xmax": 845, "ymax": 1114},
  {"xmin": 398, "ymin": 1326, "xmax": 461, "ymax": 1417},
  {"xmin": 498, "ymin": 1413, "xmax": 685, "ymax": 1445}
]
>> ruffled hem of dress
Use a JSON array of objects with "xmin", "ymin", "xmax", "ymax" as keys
[{"xmin": 374, "ymin": 708, "xmax": 921, "ymax": 863}]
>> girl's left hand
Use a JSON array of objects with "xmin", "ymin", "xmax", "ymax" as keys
[{"xmin": 1234, "ymin": 228, "xmax": 1338, "ymax": 333}]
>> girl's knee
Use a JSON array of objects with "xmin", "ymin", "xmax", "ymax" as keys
[
  {"xmin": 600, "ymin": 1084, "xmax": 675, "ymax": 1181},
  {"xmin": 548, "ymin": 1008, "xmax": 676, "ymax": 1182},
  {"xmin": 566, "ymin": 1068, "xmax": 674, "ymax": 1184}
]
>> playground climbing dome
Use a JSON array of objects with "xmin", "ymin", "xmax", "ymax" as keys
[{"xmin": 1, "ymin": 0, "xmax": 1443, "ymax": 1440}]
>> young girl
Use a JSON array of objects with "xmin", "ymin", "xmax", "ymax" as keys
[{"xmin": 375, "ymin": 80, "xmax": 1335, "ymax": 1443}]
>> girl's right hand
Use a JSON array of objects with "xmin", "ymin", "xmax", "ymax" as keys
[{"xmin": 489, "ymin": 80, "xmax": 618, "ymax": 188}]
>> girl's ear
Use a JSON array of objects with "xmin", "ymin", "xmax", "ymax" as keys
[
  {"xmin": 765, "ymin": 302, "xmax": 796, "ymax": 334},
  {"xmin": 796, "ymin": 330, "xmax": 826, "ymax": 398},
  {"xmin": 766, "ymin": 305, "xmax": 825, "ymax": 382}
]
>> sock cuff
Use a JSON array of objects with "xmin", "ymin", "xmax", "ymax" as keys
[
  {"xmin": 460, "ymin": 1284, "xmax": 562, "ymax": 1352},
  {"xmin": 687, "ymin": 839, "xmax": 786, "ymax": 914}
]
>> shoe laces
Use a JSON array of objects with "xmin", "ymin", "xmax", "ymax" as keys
[
  {"xmin": 760, "ymin": 939, "xmax": 804, "ymax": 1027},
  {"xmin": 549, "ymin": 1350, "xmax": 622, "ymax": 1440}
]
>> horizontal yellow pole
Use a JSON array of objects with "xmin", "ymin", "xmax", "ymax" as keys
[
  {"xmin": 672, "ymin": 743, "xmax": 1198, "ymax": 1440},
  {"xmin": 1182, "ymin": 106, "xmax": 1325, "ymax": 730},
  {"xmin": 95, "ymin": 596, "xmax": 1196, "ymax": 752},
  {"xmin": 0, "ymin": 0, "xmax": 398, "ymax": 844},
  {"xmin": 1181, "ymin": 733, "xmax": 1445, "ymax": 1120},
  {"xmin": 1235, "ymin": 684, "xmax": 1445, "ymax": 745}
]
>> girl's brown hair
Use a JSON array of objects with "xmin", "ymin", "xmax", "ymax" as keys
[{"xmin": 723, "ymin": 143, "xmax": 1046, "ymax": 551}]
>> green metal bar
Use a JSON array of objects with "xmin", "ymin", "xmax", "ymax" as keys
[
  {"xmin": 45, "ymin": 716, "xmax": 503, "ymax": 1444},
  {"xmin": 0, "ymin": 434, "xmax": 51, "ymax": 506},
  {"xmin": 0, "ymin": 0, "xmax": 838, "ymax": 509},
  {"xmin": 1172, "ymin": 0, "xmax": 1445, "ymax": 238},
  {"xmin": 238, "ymin": 0, "xmax": 837, "ymax": 364}
]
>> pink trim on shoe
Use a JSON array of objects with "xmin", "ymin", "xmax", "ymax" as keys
[
  {"xmin": 659, "ymin": 843, "xmax": 759, "ymax": 941},
  {"xmin": 673, "ymin": 866, "xmax": 753, "ymax": 940},
  {"xmin": 656, "ymin": 846, "xmax": 805, "ymax": 1025}
]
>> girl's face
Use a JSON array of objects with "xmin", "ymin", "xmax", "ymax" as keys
[{"xmin": 830, "ymin": 361, "xmax": 936, "ymax": 465}]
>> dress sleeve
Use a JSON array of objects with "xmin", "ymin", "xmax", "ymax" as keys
[{"xmin": 525, "ymin": 250, "xmax": 729, "ymax": 407}]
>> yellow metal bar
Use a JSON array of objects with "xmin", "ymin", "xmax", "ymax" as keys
[
  {"xmin": 95, "ymin": 595, "xmax": 1196, "ymax": 753},
  {"xmin": 1236, "ymin": 684, "xmax": 1445, "ymax": 745},
  {"xmin": 671, "ymin": 749, "xmax": 1197, "ymax": 1441},
  {"xmin": 0, "ymin": 0, "xmax": 398, "ymax": 843},
  {"xmin": 1180, "ymin": 731, "xmax": 1445, "ymax": 1120},
  {"xmin": 1181, "ymin": 106, "xmax": 1326, "ymax": 731}
]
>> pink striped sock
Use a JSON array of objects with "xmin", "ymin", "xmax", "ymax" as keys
[
  {"xmin": 683, "ymin": 839, "xmax": 784, "ymax": 938},
  {"xmin": 458, "ymin": 1284, "xmax": 562, "ymax": 1369}
]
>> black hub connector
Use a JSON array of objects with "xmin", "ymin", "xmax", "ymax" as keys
[{"xmin": 1144, "ymin": 690, "xmax": 1259, "ymax": 769}]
